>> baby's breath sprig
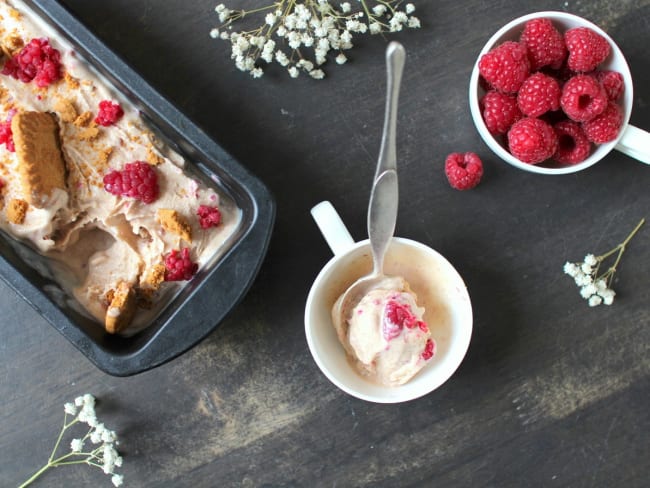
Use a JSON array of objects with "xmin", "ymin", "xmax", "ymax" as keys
[
  {"xmin": 209, "ymin": 1, "xmax": 420, "ymax": 79},
  {"xmin": 563, "ymin": 218, "xmax": 645, "ymax": 307},
  {"xmin": 19, "ymin": 394, "xmax": 124, "ymax": 487}
]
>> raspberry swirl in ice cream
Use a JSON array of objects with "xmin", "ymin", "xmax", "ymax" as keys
[
  {"xmin": 332, "ymin": 276, "xmax": 436, "ymax": 387},
  {"xmin": 0, "ymin": 0, "xmax": 241, "ymax": 333}
]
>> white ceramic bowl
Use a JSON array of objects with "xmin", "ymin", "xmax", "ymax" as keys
[
  {"xmin": 468, "ymin": 11, "xmax": 649, "ymax": 174},
  {"xmin": 305, "ymin": 202, "xmax": 473, "ymax": 403}
]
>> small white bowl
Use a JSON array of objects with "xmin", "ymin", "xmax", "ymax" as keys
[
  {"xmin": 468, "ymin": 11, "xmax": 649, "ymax": 174},
  {"xmin": 305, "ymin": 202, "xmax": 473, "ymax": 403}
]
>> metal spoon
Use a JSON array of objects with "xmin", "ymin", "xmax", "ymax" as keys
[{"xmin": 332, "ymin": 42, "xmax": 406, "ymax": 339}]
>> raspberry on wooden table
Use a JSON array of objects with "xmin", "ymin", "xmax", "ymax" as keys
[
  {"xmin": 478, "ymin": 41, "xmax": 530, "ymax": 94},
  {"xmin": 520, "ymin": 18, "xmax": 566, "ymax": 70},
  {"xmin": 564, "ymin": 27, "xmax": 611, "ymax": 72},
  {"xmin": 444, "ymin": 152, "xmax": 484, "ymax": 190},
  {"xmin": 507, "ymin": 117, "xmax": 558, "ymax": 164}
]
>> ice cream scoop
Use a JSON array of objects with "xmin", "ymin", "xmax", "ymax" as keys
[{"xmin": 332, "ymin": 41, "xmax": 405, "ymax": 333}]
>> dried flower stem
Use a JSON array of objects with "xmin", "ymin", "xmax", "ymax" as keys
[{"xmin": 592, "ymin": 217, "xmax": 645, "ymax": 286}]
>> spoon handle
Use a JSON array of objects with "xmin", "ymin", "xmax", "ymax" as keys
[
  {"xmin": 368, "ymin": 169, "xmax": 399, "ymax": 275},
  {"xmin": 374, "ymin": 41, "xmax": 406, "ymax": 180},
  {"xmin": 368, "ymin": 42, "xmax": 405, "ymax": 276}
]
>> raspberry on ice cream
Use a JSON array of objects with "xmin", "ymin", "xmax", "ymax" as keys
[
  {"xmin": 445, "ymin": 152, "xmax": 483, "ymax": 190},
  {"xmin": 517, "ymin": 72, "xmax": 561, "ymax": 118},
  {"xmin": 480, "ymin": 90, "xmax": 522, "ymax": 135},
  {"xmin": 564, "ymin": 27, "xmax": 611, "ymax": 72},
  {"xmin": 520, "ymin": 18, "xmax": 566, "ymax": 70},
  {"xmin": 164, "ymin": 248, "xmax": 199, "ymax": 281},
  {"xmin": 507, "ymin": 117, "xmax": 558, "ymax": 164},
  {"xmin": 95, "ymin": 100, "xmax": 124, "ymax": 126},
  {"xmin": 103, "ymin": 161, "xmax": 159, "ymax": 204},
  {"xmin": 197, "ymin": 204, "xmax": 222, "ymax": 229},
  {"xmin": 0, "ymin": 120, "xmax": 14, "ymax": 152},
  {"xmin": 1, "ymin": 37, "xmax": 62, "ymax": 87},
  {"xmin": 478, "ymin": 41, "xmax": 530, "ymax": 94},
  {"xmin": 560, "ymin": 74, "xmax": 608, "ymax": 123}
]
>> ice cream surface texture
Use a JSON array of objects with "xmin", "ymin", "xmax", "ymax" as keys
[
  {"xmin": 333, "ymin": 276, "xmax": 436, "ymax": 386},
  {"xmin": 0, "ymin": 1, "xmax": 240, "ymax": 333}
]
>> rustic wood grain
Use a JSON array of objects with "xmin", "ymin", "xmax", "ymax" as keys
[{"xmin": 1, "ymin": 0, "xmax": 649, "ymax": 486}]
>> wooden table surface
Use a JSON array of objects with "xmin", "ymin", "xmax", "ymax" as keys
[{"xmin": 2, "ymin": 0, "xmax": 649, "ymax": 486}]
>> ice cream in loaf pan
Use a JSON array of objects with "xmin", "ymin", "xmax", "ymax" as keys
[{"xmin": 0, "ymin": 0, "xmax": 242, "ymax": 333}]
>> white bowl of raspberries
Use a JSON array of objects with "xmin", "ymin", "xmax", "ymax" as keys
[{"xmin": 469, "ymin": 11, "xmax": 648, "ymax": 174}]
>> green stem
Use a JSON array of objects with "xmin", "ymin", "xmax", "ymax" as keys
[{"xmin": 18, "ymin": 463, "xmax": 52, "ymax": 488}]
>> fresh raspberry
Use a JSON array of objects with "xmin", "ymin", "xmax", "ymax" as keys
[
  {"xmin": 517, "ymin": 73, "xmax": 561, "ymax": 117},
  {"xmin": 480, "ymin": 90, "xmax": 522, "ymax": 135},
  {"xmin": 593, "ymin": 70, "xmax": 624, "ymax": 101},
  {"xmin": 103, "ymin": 161, "xmax": 159, "ymax": 203},
  {"xmin": 507, "ymin": 117, "xmax": 558, "ymax": 164},
  {"xmin": 197, "ymin": 204, "xmax": 221, "ymax": 229},
  {"xmin": 1, "ymin": 38, "xmax": 62, "ymax": 87},
  {"xmin": 0, "ymin": 120, "xmax": 14, "ymax": 152},
  {"xmin": 564, "ymin": 27, "xmax": 611, "ymax": 72},
  {"xmin": 560, "ymin": 74, "xmax": 607, "ymax": 122},
  {"xmin": 95, "ymin": 100, "xmax": 124, "ymax": 126},
  {"xmin": 164, "ymin": 248, "xmax": 198, "ymax": 281},
  {"xmin": 421, "ymin": 339, "xmax": 436, "ymax": 360},
  {"xmin": 582, "ymin": 102, "xmax": 623, "ymax": 143},
  {"xmin": 520, "ymin": 18, "xmax": 566, "ymax": 70},
  {"xmin": 553, "ymin": 120, "xmax": 591, "ymax": 165},
  {"xmin": 444, "ymin": 152, "xmax": 483, "ymax": 190},
  {"xmin": 478, "ymin": 41, "xmax": 530, "ymax": 94}
]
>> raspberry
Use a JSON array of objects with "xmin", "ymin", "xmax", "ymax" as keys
[
  {"xmin": 197, "ymin": 204, "xmax": 222, "ymax": 229},
  {"xmin": 553, "ymin": 120, "xmax": 591, "ymax": 165},
  {"xmin": 1, "ymin": 38, "xmax": 62, "ymax": 87},
  {"xmin": 560, "ymin": 74, "xmax": 607, "ymax": 122},
  {"xmin": 103, "ymin": 161, "xmax": 159, "ymax": 203},
  {"xmin": 0, "ymin": 120, "xmax": 14, "ymax": 152},
  {"xmin": 445, "ymin": 152, "xmax": 483, "ymax": 190},
  {"xmin": 164, "ymin": 248, "xmax": 198, "ymax": 281},
  {"xmin": 383, "ymin": 300, "xmax": 417, "ymax": 340},
  {"xmin": 564, "ymin": 27, "xmax": 611, "ymax": 72},
  {"xmin": 517, "ymin": 73, "xmax": 561, "ymax": 117},
  {"xmin": 95, "ymin": 100, "xmax": 124, "ymax": 126},
  {"xmin": 593, "ymin": 70, "xmax": 624, "ymax": 101},
  {"xmin": 520, "ymin": 18, "xmax": 566, "ymax": 70},
  {"xmin": 507, "ymin": 117, "xmax": 558, "ymax": 164},
  {"xmin": 480, "ymin": 90, "xmax": 522, "ymax": 135},
  {"xmin": 582, "ymin": 102, "xmax": 623, "ymax": 143},
  {"xmin": 478, "ymin": 41, "xmax": 530, "ymax": 94},
  {"xmin": 421, "ymin": 339, "xmax": 436, "ymax": 360}
]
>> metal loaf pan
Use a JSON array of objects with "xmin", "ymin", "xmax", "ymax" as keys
[{"xmin": 0, "ymin": 0, "xmax": 275, "ymax": 376}]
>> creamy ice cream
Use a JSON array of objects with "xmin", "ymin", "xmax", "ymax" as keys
[
  {"xmin": 332, "ymin": 276, "xmax": 436, "ymax": 386},
  {"xmin": 0, "ymin": 0, "xmax": 241, "ymax": 332}
]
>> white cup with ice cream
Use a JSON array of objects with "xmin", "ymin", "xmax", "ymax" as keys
[{"xmin": 305, "ymin": 201, "xmax": 473, "ymax": 403}]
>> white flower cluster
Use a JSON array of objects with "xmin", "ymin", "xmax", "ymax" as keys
[
  {"xmin": 20, "ymin": 394, "xmax": 124, "ymax": 487},
  {"xmin": 562, "ymin": 218, "xmax": 645, "ymax": 308},
  {"xmin": 210, "ymin": 1, "xmax": 420, "ymax": 79},
  {"xmin": 563, "ymin": 255, "xmax": 616, "ymax": 307}
]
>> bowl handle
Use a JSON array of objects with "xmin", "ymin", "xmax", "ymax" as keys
[
  {"xmin": 311, "ymin": 201, "xmax": 355, "ymax": 256},
  {"xmin": 615, "ymin": 124, "xmax": 650, "ymax": 164}
]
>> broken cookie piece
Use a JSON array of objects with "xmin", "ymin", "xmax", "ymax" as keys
[
  {"xmin": 6, "ymin": 198, "xmax": 28, "ymax": 224},
  {"xmin": 157, "ymin": 208, "xmax": 192, "ymax": 243},
  {"xmin": 11, "ymin": 111, "xmax": 67, "ymax": 207},
  {"xmin": 105, "ymin": 281, "xmax": 137, "ymax": 334}
]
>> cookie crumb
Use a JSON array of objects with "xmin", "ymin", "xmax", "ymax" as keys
[
  {"xmin": 6, "ymin": 198, "xmax": 27, "ymax": 224},
  {"xmin": 158, "ymin": 208, "xmax": 192, "ymax": 243},
  {"xmin": 105, "ymin": 281, "xmax": 136, "ymax": 334}
]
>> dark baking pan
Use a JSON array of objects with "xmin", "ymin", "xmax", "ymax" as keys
[{"xmin": 0, "ymin": 0, "xmax": 275, "ymax": 376}]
